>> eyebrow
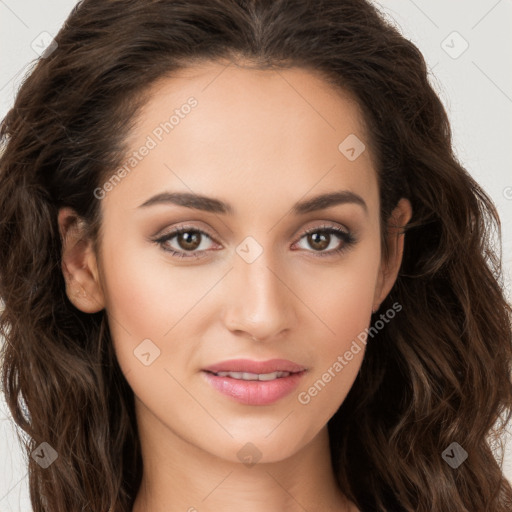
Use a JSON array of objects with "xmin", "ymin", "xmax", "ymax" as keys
[{"xmin": 137, "ymin": 190, "xmax": 367, "ymax": 215}]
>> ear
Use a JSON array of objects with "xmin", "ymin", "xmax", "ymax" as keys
[
  {"xmin": 58, "ymin": 207, "xmax": 105, "ymax": 313},
  {"xmin": 372, "ymin": 198, "xmax": 412, "ymax": 311}
]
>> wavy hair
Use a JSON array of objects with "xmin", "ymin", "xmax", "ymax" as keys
[{"xmin": 1, "ymin": 0, "xmax": 511, "ymax": 511}]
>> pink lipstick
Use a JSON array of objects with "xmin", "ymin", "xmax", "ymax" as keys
[{"xmin": 202, "ymin": 358, "xmax": 306, "ymax": 405}]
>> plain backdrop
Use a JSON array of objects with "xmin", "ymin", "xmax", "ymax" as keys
[{"xmin": 1, "ymin": 0, "xmax": 511, "ymax": 510}]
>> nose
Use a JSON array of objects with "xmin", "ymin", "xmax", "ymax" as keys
[{"xmin": 221, "ymin": 248, "xmax": 297, "ymax": 342}]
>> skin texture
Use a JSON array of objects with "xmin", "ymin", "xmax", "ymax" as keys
[{"xmin": 58, "ymin": 61, "xmax": 412, "ymax": 512}]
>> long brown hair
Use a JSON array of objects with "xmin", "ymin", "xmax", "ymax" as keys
[{"xmin": 1, "ymin": 0, "xmax": 511, "ymax": 511}]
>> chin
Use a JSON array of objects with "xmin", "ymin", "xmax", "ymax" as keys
[{"xmin": 205, "ymin": 427, "xmax": 316, "ymax": 466}]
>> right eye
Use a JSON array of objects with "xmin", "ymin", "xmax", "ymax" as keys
[{"xmin": 153, "ymin": 226, "xmax": 220, "ymax": 259}]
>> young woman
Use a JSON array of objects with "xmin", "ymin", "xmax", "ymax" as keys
[{"xmin": 1, "ymin": 1, "xmax": 511, "ymax": 511}]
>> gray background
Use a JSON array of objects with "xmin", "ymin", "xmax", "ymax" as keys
[{"xmin": 1, "ymin": 0, "xmax": 511, "ymax": 509}]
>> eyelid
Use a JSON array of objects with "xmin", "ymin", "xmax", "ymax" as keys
[
  {"xmin": 155, "ymin": 223, "xmax": 218, "ymax": 241},
  {"xmin": 297, "ymin": 222, "xmax": 350, "ymax": 238}
]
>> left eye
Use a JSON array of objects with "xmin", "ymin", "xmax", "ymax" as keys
[
  {"xmin": 154, "ymin": 225, "xmax": 355, "ymax": 259},
  {"xmin": 293, "ymin": 226, "xmax": 355, "ymax": 255}
]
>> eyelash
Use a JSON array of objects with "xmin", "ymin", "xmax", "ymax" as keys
[{"xmin": 153, "ymin": 224, "xmax": 356, "ymax": 260}]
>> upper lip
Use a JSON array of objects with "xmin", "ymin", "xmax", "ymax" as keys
[{"xmin": 203, "ymin": 358, "xmax": 306, "ymax": 374}]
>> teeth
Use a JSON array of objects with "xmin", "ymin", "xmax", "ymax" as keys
[{"xmin": 214, "ymin": 371, "xmax": 291, "ymax": 380}]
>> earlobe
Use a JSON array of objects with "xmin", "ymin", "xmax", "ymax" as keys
[
  {"xmin": 58, "ymin": 207, "xmax": 105, "ymax": 313},
  {"xmin": 373, "ymin": 198, "xmax": 413, "ymax": 309}
]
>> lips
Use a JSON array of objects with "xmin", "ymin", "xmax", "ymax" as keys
[{"xmin": 201, "ymin": 358, "xmax": 306, "ymax": 405}]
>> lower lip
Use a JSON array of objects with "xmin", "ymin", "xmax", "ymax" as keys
[{"xmin": 201, "ymin": 371, "xmax": 305, "ymax": 405}]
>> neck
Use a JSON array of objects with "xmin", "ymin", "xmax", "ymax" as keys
[{"xmin": 131, "ymin": 398, "xmax": 354, "ymax": 512}]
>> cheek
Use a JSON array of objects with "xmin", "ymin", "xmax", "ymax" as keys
[
  {"xmin": 99, "ymin": 216, "xmax": 214, "ymax": 329},
  {"xmin": 314, "ymin": 261, "xmax": 377, "ymax": 334},
  {"xmin": 299, "ymin": 238, "xmax": 381, "ymax": 350},
  {"xmin": 292, "ymin": 240, "xmax": 381, "ymax": 412},
  {"xmin": 98, "ymin": 233, "xmax": 224, "ymax": 381}
]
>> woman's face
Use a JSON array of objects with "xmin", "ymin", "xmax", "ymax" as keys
[{"xmin": 61, "ymin": 61, "xmax": 410, "ymax": 464}]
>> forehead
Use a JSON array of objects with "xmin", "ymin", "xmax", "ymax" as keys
[{"xmin": 103, "ymin": 60, "xmax": 378, "ymax": 214}]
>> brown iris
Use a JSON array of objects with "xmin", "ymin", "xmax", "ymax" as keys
[
  {"xmin": 177, "ymin": 231, "xmax": 202, "ymax": 251},
  {"xmin": 307, "ymin": 232, "xmax": 330, "ymax": 251}
]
